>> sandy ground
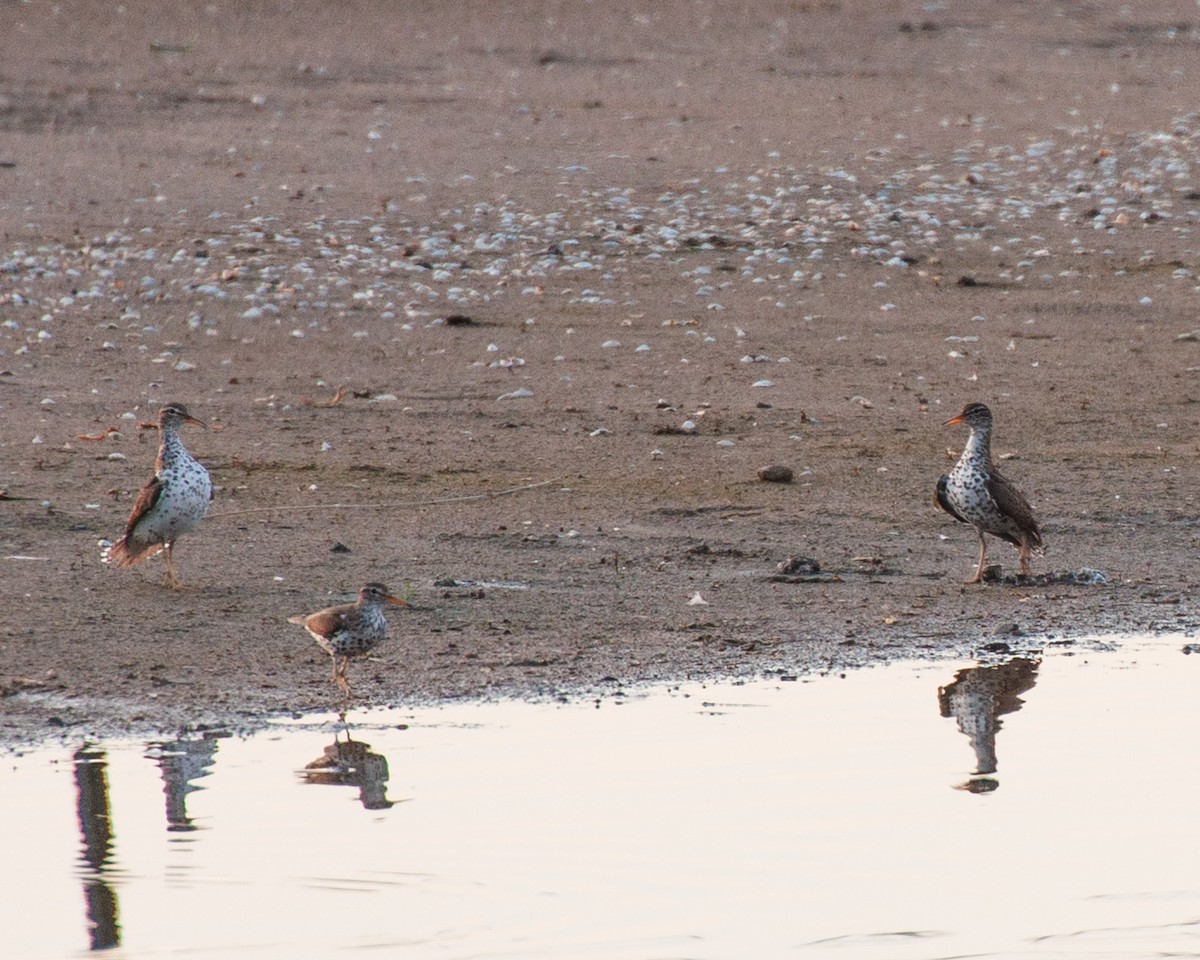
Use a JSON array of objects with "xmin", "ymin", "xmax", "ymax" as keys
[{"xmin": 3, "ymin": 0, "xmax": 1200, "ymax": 740}]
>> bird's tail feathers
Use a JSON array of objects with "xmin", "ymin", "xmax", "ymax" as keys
[{"xmin": 102, "ymin": 537, "xmax": 163, "ymax": 568}]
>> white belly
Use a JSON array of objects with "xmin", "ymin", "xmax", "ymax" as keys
[{"xmin": 137, "ymin": 467, "xmax": 211, "ymax": 542}]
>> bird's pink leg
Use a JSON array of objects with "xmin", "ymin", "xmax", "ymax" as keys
[
  {"xmin": 163, "ymin": 542, "xmax": 183, "ymax": 589},
  {"xmin": 966, "ymin": 532, "xmax": 988, "ymax": 584}
]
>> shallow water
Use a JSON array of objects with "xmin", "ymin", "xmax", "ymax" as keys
[{"xmin": 6, "ymin": 635, "xmax": 1200, "ymax": 959}]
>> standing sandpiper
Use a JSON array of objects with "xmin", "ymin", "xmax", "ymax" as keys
[
  {"xmin": 936, "ymin": 402, "xmax": 1044, "ymax": 583},
  {"xmin": 289, "ymin": 583, "xmax": 409, "ymax": 697},
  {"xmin": 103, "ymin": 402, "xmax": 212, "ymax": 588}
]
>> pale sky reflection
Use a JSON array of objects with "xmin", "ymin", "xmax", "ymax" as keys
[{"xmin": 4, "ymin": 636, "xmax": 1199, "ymax": 960}]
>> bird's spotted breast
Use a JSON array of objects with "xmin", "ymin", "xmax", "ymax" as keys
[
  {"xmin": 316, "ymin": 605, "xmax": 388, "ymax": 659},
  {"xmin": 134, "ymin": 451, "xmax": 211, "ymax": 542},
  {"xmin": 944, "ymin": 460, "xmax": 1000, "ymax": 527}
]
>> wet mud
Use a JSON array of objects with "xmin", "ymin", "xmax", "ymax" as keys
[{"xmin": 3, "ymin": 1, "xmax": 1200, "ymax": 740}]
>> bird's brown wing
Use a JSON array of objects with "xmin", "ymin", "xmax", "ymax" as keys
[
  {"xmin": 104, "ymin": 477, "xmax": 166, "ymax": 566},
  {"xmin": 123, "ymin": 476, "xmax": 164, "ymax": 535},
  {"xmin": 293, "ymin": 605, "xmax": 352, "ymax": 639},
  {"xmin": 986, "ymin": 469, "xmax": 1043, "ymax": 548},
  {"xmin": 935, "ymin": 474, "xmax": 969, "ymax": 524}
]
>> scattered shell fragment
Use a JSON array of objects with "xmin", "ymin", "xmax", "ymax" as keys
[
  {"xmin": 77, "ymin": 427, "xmax": 119, "ymax": 442},
  {"xmin": 306, "ymin": 386, "xmax": 347, "ymax": 408},
  {"xmin": 776, "ymin": 556, "xmax": 820, "ymax": 575}
]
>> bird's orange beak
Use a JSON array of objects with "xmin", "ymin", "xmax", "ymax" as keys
[
  {"xmin": 385, "ymin": 595, "xmax": 409, "ymax": 607},
  {"xmin": 943, "ymin": 413, "xmax": 965, "ymax": 426},
  {"xmin": 184, "ymin": 414, "xmax": 208, "ymax": 428}
]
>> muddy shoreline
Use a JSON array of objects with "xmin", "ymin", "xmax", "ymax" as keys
[{"xmin": 3, "ymin": 1, "xmax": 1200, "ymax": 742}]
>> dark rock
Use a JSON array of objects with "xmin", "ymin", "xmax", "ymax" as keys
[{"xmin": 757, "ymin": 464, "xmax": 794, "ymax": 483}]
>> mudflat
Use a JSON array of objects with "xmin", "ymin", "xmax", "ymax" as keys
[{"xmin": 2, "ymin": 1, "xmax": 1199, "ymax": 738}]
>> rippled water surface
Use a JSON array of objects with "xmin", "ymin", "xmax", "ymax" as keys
[{"xmin": 6, "ymin": 635, "xmax": 1200, "ymax": 959}]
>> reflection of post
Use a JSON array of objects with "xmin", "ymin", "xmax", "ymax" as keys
[
  {"xmin": 145, "ymin": 735, "xmax": 222, "ymax": 831},
  {"xmin": 301, "ymin": 734, "xmax": 394, "ymax": 810},
  {"xmin": 938, "ymin": 658, "xmax": 1040, "ymax": 791},
  {"xmin": 73, "ymin": 747, "xmax": 121, "ymax": 951}
]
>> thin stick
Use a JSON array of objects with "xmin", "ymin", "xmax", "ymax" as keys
[{"xmin": 208, "ymin": 477, "xmax": 560, "ymax": 520}]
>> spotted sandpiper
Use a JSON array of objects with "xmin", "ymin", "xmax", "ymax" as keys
[
  {"xmin": 289, "ymin": 583, "xmax": 409, "ymax": 697},
  {"xmin": 936, "ymin": 402, "xmax": 1044, "ymax": 583},
  {"xmin": 103, "ymin": 402, "xmax": 212, "ymax": 588}
]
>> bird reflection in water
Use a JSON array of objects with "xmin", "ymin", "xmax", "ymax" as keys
[
  {"xmin": 144, "ymin": 732, "xmax": 225, "ymax": 831},
  {"xmin": 73, "ymin": 747, "xmax": 120, "ymax": 951},
  {"xmin": 938, "ymin": 657, "xmax": 1040, "ymax": 792},
  {"xmin": 300, "ymin": 725, "xmax": 395, "ymax": 810}
]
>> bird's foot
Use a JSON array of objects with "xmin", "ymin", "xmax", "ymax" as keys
[{"xmin": 966, "ymin": 563, "xmax": 1004, "ymax": 584}]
